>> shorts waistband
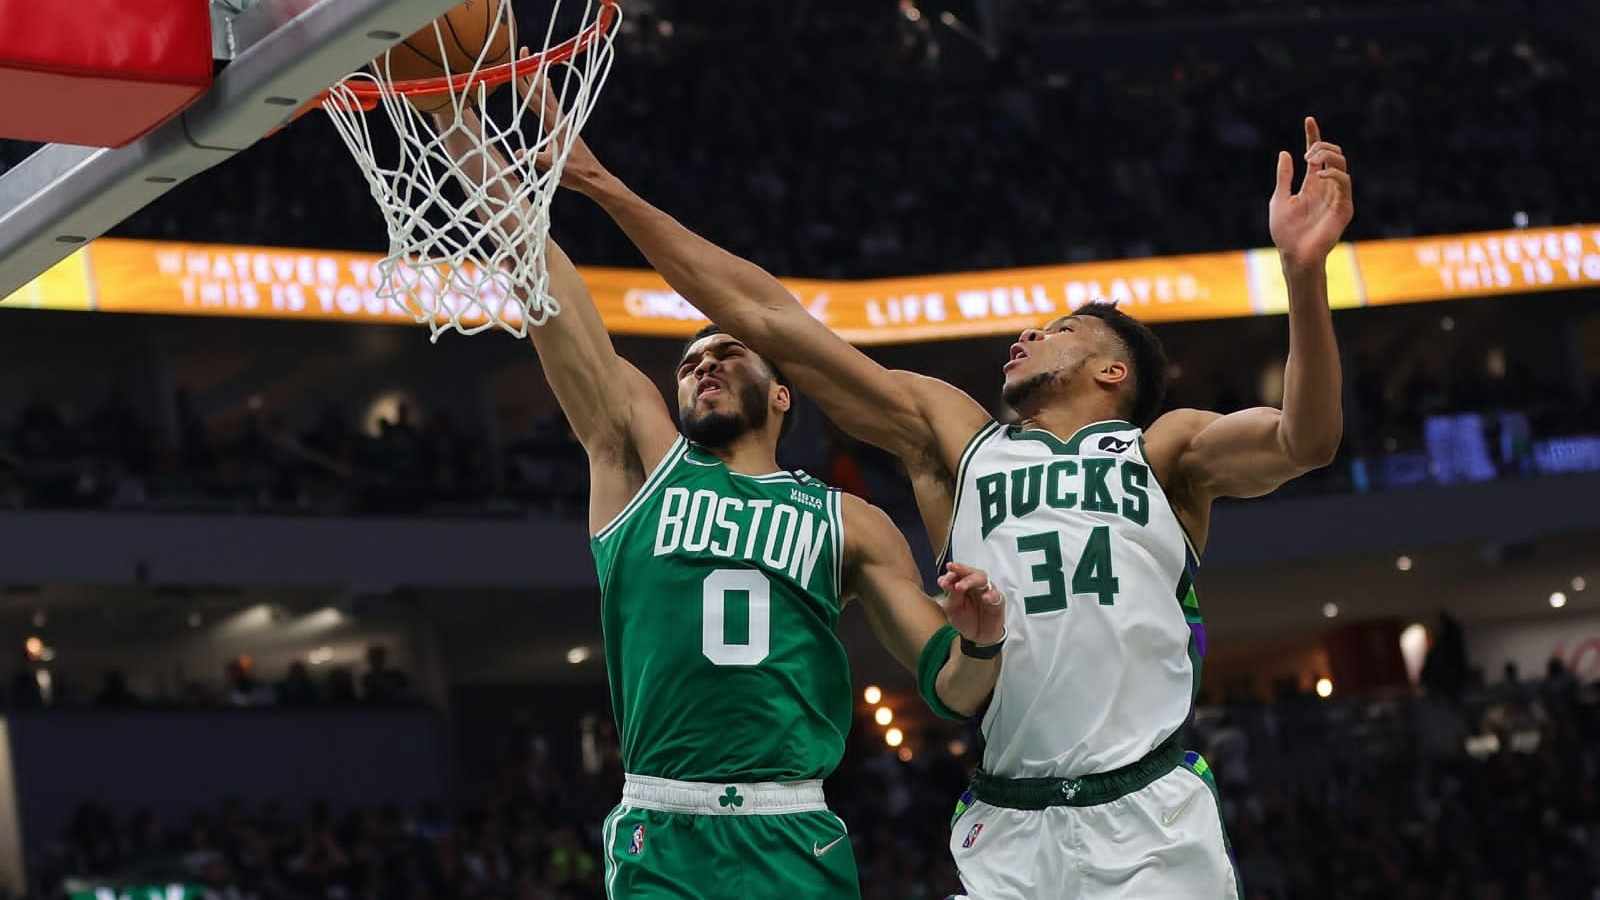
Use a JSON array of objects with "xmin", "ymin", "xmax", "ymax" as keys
[
  {"xmin": 622, "ymin": 774, "xmax": 827, "ymax": 815},
  {"xmin": 972, "ymin": 733, "xmax": 1184, "ymax": 809}
]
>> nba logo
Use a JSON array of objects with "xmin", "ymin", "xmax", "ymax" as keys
[
  {"xmin": 628, "ymin": 824, "xmax": 646, "ymax": 856},
  {"xmin": 961, "ymin": 823, "xmax": 984, "ymax": 849}
]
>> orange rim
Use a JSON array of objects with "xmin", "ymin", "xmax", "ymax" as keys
[{"xmin": 300, "ymin": 0, "xmax": 620, "ymax": 118}]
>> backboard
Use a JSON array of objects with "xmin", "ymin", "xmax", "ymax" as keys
[{"xmin": 0, "ymin": 0, "xmax": 469, "ymax": 303}]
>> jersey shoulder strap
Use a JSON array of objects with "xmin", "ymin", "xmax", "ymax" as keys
[
  {"xmin": 590, "ymin": 436, "xmax": 690, "ymax": 596},
  {"xmin": 936, "ymin": 420, "xmax": 1005, "ymax": 570}
]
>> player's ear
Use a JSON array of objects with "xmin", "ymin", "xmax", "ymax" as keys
[
  {"xmin": 772, "ymin": 382, "xmax": 792, "ymax": 416},
  {"xmin": 1096, "ymin": 359, "xmax": 1129, "ymax": 388}
]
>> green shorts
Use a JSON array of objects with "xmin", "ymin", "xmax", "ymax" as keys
[{"xmin": 600, "ymin": 775, "xmax": 860, "ymax": 899}]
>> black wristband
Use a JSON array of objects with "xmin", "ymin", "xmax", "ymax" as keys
[{"xmin": 960, "ymin": 632, "xmax": 1005, "ymax": 660}]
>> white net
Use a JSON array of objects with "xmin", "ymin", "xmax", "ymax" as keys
[{"xmin": 321, "ymin": 1, "xmax": 619, "ymax": 341}]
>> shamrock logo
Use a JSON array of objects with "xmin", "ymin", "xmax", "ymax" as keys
[{"xmin": 718, "ymin": 786, "xmax": 745, "ymax": 809}]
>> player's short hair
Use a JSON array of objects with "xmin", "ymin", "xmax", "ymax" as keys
[
  {"xmin": 1070, "ymin": 304, "xmax": 1169, "ymax": 429},
  {"xmin": 682, "ymin": 324, "xmax": 797, "ymax": 440}
]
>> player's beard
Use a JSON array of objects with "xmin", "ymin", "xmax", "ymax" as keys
[
  {"xmin": 1002, "ymin": 357, "xmax": 1087, "ymax": 413},
  {"xmin": 682, "ymin": 379, "xmax": 771, "ymax": 447}
]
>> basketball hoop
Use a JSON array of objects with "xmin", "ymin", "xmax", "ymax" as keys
[{"xmin": 319, "ymin": 1, "xmax": 621, "ymax": 341}]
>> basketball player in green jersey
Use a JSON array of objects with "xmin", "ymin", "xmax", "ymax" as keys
[
  {"xmin": 429, "ymin": 101, "xmax": 1007, "ymax": 898},
  {"xmin": 543, "ymin": 116, "xmax": 1352, "ymax": 897}
]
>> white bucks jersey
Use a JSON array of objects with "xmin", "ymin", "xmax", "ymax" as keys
[{"xmin": 943, "ymin": 420, "xmax": 1206, "ymax": 779}]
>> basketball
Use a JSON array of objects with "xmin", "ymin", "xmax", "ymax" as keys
[{"xmin": 374, "ymin": 0, "xmax": 516, "ymax": 114}]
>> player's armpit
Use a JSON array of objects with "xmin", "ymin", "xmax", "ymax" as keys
[
  {"xmin": 541, "ymin": 244, "xmax": 679, "ymax": 534},
  {"xmin": 578, "ymin": 361, "xmax": 682, "ymax": 531},
  {"xmin": 888, "ymin": 371, "xmax": 994, "ymax": 478},
  {"xmin": 840, "ymin": 494, "xmax": 949, "ymax": 674}
]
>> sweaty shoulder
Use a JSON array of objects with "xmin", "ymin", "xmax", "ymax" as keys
[
  {"xmin": 1143, "ymin": 409, "xmax": 1222, "ymax": 538},
  {"xmin": 890, "ymin": 371, "xmax": 991, "ymax": 477},
  {"xmin": 838, "ymin": 491, "xmax": 894, "ymax": 556}
]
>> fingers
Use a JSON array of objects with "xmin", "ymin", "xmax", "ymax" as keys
[
  {"xmin": 1305, "ymin": 143, "xmax": 1346, "ymax": 173},
  {"xmin": 512, "ymin": 47, "xmax": 537, "ymax": 92},
  {"xmin": 513, "ymin": 48, "xmax": 562, "ymax": 126},
  {"xmin": 1304, "ymin": 116, "xmax": 1320, "ymax": 152},
  {"xmin": 944, "ymin": 562, "xmax": 988, "ymax": 591},
  {"xmin": 1272, "ymin": 150, "xmax": 1294, "ymax": 201},
  {"xmin": 944, "ymin": 562, "xmax": 978, "ymax": 585},
  {"xmin": 938, "ymin": 569, "xmax": 984, "ymax": 596},
  {"xmin": 1316, "ymin": 167, "xmax": 1354, "ymax": 204},
  {"xmin": 952, "ymin": 572, "xmax": 989, "ymax": 596}
]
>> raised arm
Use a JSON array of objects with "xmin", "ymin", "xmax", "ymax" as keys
[
  {"xmin": 1152, "ymin": 117, "xmax": 1352, "ymax": 513},
  {"xmin": 540, "ymin": 109, "xmax": 990, "ymax": 478},
  {"xmin": 432, "ymin": 103, "xmax": 677, "ymax": 534},
  {"xmin": 841, "ymin": 494, "xmax": 1003, "ymax": 718}
]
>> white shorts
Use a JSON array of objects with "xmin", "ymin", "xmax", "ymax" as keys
[{"xmin": 947, "ymin": 759, "xmax": 1241, "ymax": 899}]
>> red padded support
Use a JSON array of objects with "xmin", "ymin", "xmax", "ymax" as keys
[{"xmin": 0, "ymin": 0, "xmax": 214, "ymax": 148}]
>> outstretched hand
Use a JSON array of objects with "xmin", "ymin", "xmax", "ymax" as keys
[
  {"xmin": 1269, "ymin": 117, "xmax": 1355, "ymax": 275},
  {"xmin": 513, "ymin": 49, "xmax": 610, "ymax": 196},
  {"xmin": 936, "ymin": 562, "xmax": 1006, "ymax": 647}
]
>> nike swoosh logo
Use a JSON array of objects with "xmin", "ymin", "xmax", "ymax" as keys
[
  {"xmin": 1162, "ymin": 792, "xmax": 1198, "ymax": 827},
  {"xmin": 813, "ymin": 835, "xmax": 847, "ymax": 857}
]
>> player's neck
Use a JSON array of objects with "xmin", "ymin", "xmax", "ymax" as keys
[
  {"xmin": 1017, "ymin": 398, "xmax": 1126, "ymax": 441},
  {"xmin": 699, "ymin": 431, "xmax": 783, "ymax": 476}
]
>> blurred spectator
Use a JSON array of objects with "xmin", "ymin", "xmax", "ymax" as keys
[
  {"xmin": 361, "ymin": 644, "xmax": 413, "ymax": 705},
  {"xmin": 1421, "ymin": 610, "xmax": 1469, "ymax": 702},
  {"xmin": 277, "ymin": 661, "xmax": 320, "ymax": 706},
  {"xmin": 95, "ymin": 670, "xmax": 139, "ymax": 708},
  {"xmin": 225, "ymin": 657, "xmax": 274, "ymax": 707},
  {"xmin": 9, "ymin": 667, "xmax": 44, "ymax": 709},
  {"xmin": 326, "ymin": 667, "xmax": 360, "ymax": 704}
]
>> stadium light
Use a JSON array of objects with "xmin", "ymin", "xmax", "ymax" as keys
[
  {"xmin": 898, "ymin": 746, "xmax": 914, "ymax": 762},
  {"xmin": 1315, "ymin": 677, "xmax": 1334, "ymax": 699},
  {"xmin": 1400, "ymin": 623, "xmax": 1429, "ymax": 686},
  {"xmin": 567, "ymin": 645, "xmax": 593, "ymax": 665},
  {"xmin": 885, "ymin": 727, "xmax": 904, "ymax": 748},
  {"xmin": 863, "ymin": 685, "xmax": 882, "ymax": 705},
  {"xmin": 1322, "ymin": 602, "xmax": 1339, "ymax": 619},
  {"xmin": 875, "ymin": 707, "xmax": 894, "ymax": 726},
  {"xmin": 948, "ymin": 739, "xmax": 968, "ymax": 757},
  {"xmin": 1549, "ymin": 592, "xmax": 1567, "ymax": 609},
  {"xmin": 1395, "ymin": 555, "xmax": 1413, "ymax": 572},
  {"xmin": 216, "ymin": 604, "xmax": 277, "ymax": 636},
  {"xmin": 1573, "ymin": 577, "xmax": 1587, "ymax": 592},
  {"xmin": 286, "ymin": 607, "xmax": 347, "ymax": 635}
]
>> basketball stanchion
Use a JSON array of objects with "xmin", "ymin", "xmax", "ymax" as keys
[{"xmin": 317, "ymin": 0, "xmax": 621, "ymax": 341}]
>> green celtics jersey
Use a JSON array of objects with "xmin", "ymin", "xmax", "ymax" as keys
[{"xmin": 591, "ymin": 436, "xmax": 852, "ymax": 783}]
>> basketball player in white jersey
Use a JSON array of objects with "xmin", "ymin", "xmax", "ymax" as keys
[{"xmin": 546, "ymin": 113, "xmax": 1352, "ymax": 897}]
